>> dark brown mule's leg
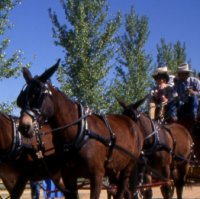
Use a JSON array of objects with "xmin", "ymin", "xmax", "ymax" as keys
[
  {"xmin": 134, "ymin": 159, "xmax": 152, "ymax": 199},
  {"xmin": 160, "ymin": 165, "xmax": 173, "ymax": 199},
  {"xmin": 128, "ymin": 164, "xmax": 142, "ymax": 199},
  {"xmin": 114, "ymin": 170, "xmax": 130, "ymax": 199},
  {"xmin": 90, "ymin": 172, "xmax": 104, "ymax": 199},
  {"xmin": 140, "ymin": 174, "xmax": 153, "ymax": 199},
  {"xmin": 9, "ymin": 178, "xmax": 27, "ymax": 199},
  {"xmin": 62, "ymin": 177, "xmax": 79, "ymax": 199},
  {"xmin": 172, "ymin": 163, "xmax": 189, "ymax": 199}
]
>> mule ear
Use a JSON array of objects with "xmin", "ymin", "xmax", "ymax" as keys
[
  {"xmin": 116, "ymin": 97, "xmax": 127, "ymax": 109},
  {"xmin": 132, "ymin": 94, "xmax": 149, "ymax": 109},
  {"xmin": 39, "ymin": 59, "xmax": 61, "ymax": 82},
  {"xmin": 22, "ymin": 67, "xmax": 33, "ymax": 83}
]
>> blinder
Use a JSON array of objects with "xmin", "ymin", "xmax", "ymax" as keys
[
  {"xmin": 17, "ymin": 80, "xmax": 52, "ymax": 113},
  {"xmin": 17, "ymin": 84, "xmax": 28, "ymax": 109},
  {"xmin": 35, "ymin": 83, "xmax": 52, "ymax": 110}
]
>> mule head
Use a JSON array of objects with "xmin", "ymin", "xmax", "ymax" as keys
[
  {"xmin": 117, "ymin": 96, "xmax": 148, "ymax": 121},
  {"xmin": 17, "ymin": 59, "xmax": 60, "ymax": 137},
  {"xmin": 117, "ymin": 99, "xmax": 138, "ymax": 121}
]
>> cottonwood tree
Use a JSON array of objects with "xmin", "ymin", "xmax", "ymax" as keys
[
  {"xmin": 0, "ymin": 0, "xmax": 23, "ymax": 79},
  {"xmin": 0, "ymin": 0, "xmax": 24, "ymax": 113},
  {"xmin": 156, "ymin": 38, "xmax": 188, "ymax": 73},
  {"xmin": 49, "ymin": 0, "xmax": 121, "ymax": 112},
  {"xmin": 110, "ymin": 6, "xmax": 152, "ymax": 113}
]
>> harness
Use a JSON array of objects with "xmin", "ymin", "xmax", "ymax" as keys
[
  {"xmin": 45, "ymin": 104, "xmax": 117, "ymax": 162},
  {"xmin": 142, "ymin": 119, "xmax": 159, "ymax": 155},
  {"xmin": 17, "ymin": 82, "xmax": 120, "ymax": 160},
  {"xmin": 0, "ymin": 114, "xmax": 22, "ymax": 162},
  {"xmin": 139, "ymin": 115, "xmax": 175, "ymax": 157},
  {"xmin": 23, "ymin": 101, "xmax": 142, "ymax": 167},
  {"xmin": 139, "ymin": 115, "xmax": 192, "ymax": 168},
  {"xmin": 0, "ymin": 113, "xmax": 50, "ymax": 163},
  {"xmin": 62, "ymin": 104, "xmax": 91, "ymax": 152}
]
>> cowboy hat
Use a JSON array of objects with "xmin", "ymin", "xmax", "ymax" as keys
[
  {"xmin": 177, "ymin": 63, "xmax": 193, "ymax": 73},
  {"xmin": 152, "ymin": 66, "xmax": 170, "ymax": 82}
]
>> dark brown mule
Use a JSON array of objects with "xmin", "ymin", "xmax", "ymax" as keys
[
  {"xmin": 118, "ymin": 98, "xmax": 193, "ymax": 199},
  {"xmin": 160, "ymin": 97, "xmax": 200, "ymax": 164},
  {"xmin": 16, "ymin": 60, "xmax": 144, "ymax": 199},
  {"xmin": 0, "ymin": 112, "xmax": 66, "ymax": 199}
]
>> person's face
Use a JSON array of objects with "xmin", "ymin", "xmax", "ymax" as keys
[
  {"xmin": 178, "ymin": 72, "xmax": 190, "ymax": 81},
  {"xmin": 155, "ymin": 76, "xmax": 167, "ymax": 85}
]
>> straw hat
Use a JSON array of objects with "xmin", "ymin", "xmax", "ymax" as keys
[
  {"xmin": 152, "ymin": 66, "xmax": 169, "ymax": 82},
  {"xmin": 177, "ymin": 63, "xmax": 193, "ymax": 73}
]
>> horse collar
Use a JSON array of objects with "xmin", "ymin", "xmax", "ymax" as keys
[
  {"xmin": 0, "ymin": 116, "xmax": 22, "ymax": 162},
  {"xmin": 63, "ymin": 103, "xmax": 90, "ymax": 152},
  {"xmin": 143, "ymin": 119, "xmax": 160, "ymax": 155}
]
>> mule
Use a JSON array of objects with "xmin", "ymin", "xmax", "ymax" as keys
[
  {"xmin": 16, "ymin": 60, "xmax": 144, "ymax": 199},
  {"xmin": 118, "ymin": 98, "xmax": 193, "ymax": 199},
  {"xmin": 162, "ymin": 101, "xmax": 200, "ymax": 189},
  {"xmin": 0, "ymin": 112, "xmax": 66, "ymax": 199}
]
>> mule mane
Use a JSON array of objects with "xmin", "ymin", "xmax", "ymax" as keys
[{"xmin": 48, "ymin": 83, "xmax": 76, "ymax": 104}]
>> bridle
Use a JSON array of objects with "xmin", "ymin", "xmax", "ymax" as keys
[
  {"xmin": 18, "ymin": 80, "xmax": 52, "ymax": 111},
  {"xmin": 18, "ymin": 80, "xmax": 53, "ymax": 126},
  {"xmin": 18, "ymin": 81, "xmax": 93, "ymax": 136}
]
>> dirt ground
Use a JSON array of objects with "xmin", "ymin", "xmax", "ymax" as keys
[{"xmin": 1, "ymin": 185, "xmax": 200, "ymax": 199}]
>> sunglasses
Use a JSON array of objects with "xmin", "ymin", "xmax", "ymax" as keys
[{"xmin": 155, "ymin": 76, "xmax": 167, "ymax": 80}]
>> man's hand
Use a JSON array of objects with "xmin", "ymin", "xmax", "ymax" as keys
[
  {"xmin": 188, "ymin": 88, "xmax": 196, "ymax": 96},
  {"xmin": 161, "ymin": 95, "xmax": 168, "ymax": 103}
]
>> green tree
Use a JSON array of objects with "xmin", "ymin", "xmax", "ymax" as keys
[
  {"xmin": 0, "ymin": 0, "xmax": 24, "ymax": 113},
  {"xmin": 49, "ymin": 0, "xmax": 121, "ymax": 111},
  {"xmin": 156, "ymin": 38, "xmax": 188, "ymax": 73},
  {"xmin": 0, "ymin": 0, "xmax": 23, "ymax": 79},
  {"xmin": 110, "ymin": 6, "xmax": 152, "ymax": 112}
]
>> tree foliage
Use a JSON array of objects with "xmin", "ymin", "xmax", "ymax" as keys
[
  {"xmin": 0, "ymin": 101, "xmax": 15, "ymax": 114},
  {"xmin": 110, "ymin": 6, "xmax": 152, "ymax": 112},
  {"xmin": 0, "ymin": 0, "xmax": 23, "ymax": 80},
  {"xmin": 0, "ymin": 0, "xmax": 24, "ymax": 113},
  {"xmin": 49, "ymin": 0, "xmax": 121, "ymax": 111},
  {"xmin": 156, "ymin": 38, "xmax": 188, "ymax": 73}
]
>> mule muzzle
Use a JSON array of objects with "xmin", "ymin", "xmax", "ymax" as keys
[
  {"xmin": 19, "ymin": 109, "xmax": 40, "ymax": 138},
  {"xmin": 18, "ymin": 124, "xmax": 34, "ymax": 138}
]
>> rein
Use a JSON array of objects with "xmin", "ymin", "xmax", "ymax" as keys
[
  {"xmin": 136, "ymin": 113, "xmax": 179, "ymax": 164},
  {"xmin": 43, "ymin": 111, "xmax": 93, "ymax": 135}
]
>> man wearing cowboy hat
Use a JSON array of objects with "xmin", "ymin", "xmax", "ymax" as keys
[
  {"xmin": 174, "ymin": 63, "xmax": 200, "ymax": 120},
  {"xmin": 149, "ymin": 66, "xmax": 177, "ymax": 121}
]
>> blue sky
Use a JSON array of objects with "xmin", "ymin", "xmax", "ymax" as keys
[{"xmin": 2, "ymin": 0, "xmax": 200, "ymax": 114}]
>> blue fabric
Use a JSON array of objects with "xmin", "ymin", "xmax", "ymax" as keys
[
  {"xmin": 43, "ymin": 179, "xmax": 64, "ymax": 199},
  {"xmin": 175, "ymin": 77, "xmax": 200, "ymax": 100},
  {"xmin": 30, "ymin": 181, "xmax": 40, "ymax": 199},
  {"xmin": 178, "ymin": 95, "xmax": 199, "ymax": 119},
  {"xmin": 166, "ymin": 99, "xmax": 178, "ymax": 120},
  {"xmin": 174, "ymin": 77, "xmax": 200, "ymax": 119}
]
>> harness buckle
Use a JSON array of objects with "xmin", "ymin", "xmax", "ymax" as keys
[{"xmin": 36, "ymin": 150, "xmax": 44, "ymax": 159}]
